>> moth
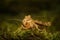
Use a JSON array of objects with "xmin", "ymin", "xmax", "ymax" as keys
[{"xmin": 22, "ymin": 15, "xmax": 51, "ymax": 30}]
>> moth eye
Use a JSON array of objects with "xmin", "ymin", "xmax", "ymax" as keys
[{"xmin": 26, "ymin": 23, "xmax": 28, "ymax": 25}]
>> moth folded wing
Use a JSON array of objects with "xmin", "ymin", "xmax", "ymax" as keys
[
  {"xmin": 34, "ymin": 20, "xmax": 45, "ymax": 26},
  {"xmin": 34, "ymin": 20, "xmax": 52, "ymax": 31},
  {"xmin": 34, "ymin": 20, "xmax": 51, "ymax": 26}
]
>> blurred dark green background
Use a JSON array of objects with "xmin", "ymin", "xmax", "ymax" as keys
[{"xmin": 0, "ymin": 0, "xmax": 60, "ymax": 40}]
